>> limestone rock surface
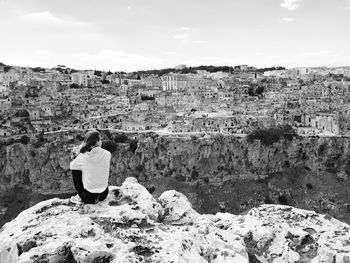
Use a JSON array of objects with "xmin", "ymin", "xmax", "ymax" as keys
[
  {"xmin": 2, "ymin": 133, "xmax": 350, "ymax": 227},
  {"xmin": 1, "ymin": 177, "xmax": 350, "ymax": 263}
]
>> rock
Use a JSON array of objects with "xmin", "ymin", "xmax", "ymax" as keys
[
  {"xmin": 1, "ymin": 178, "xmax": 350, "ymax": 262},
  {"xmin": 158, "ymin": 190, "xmax": 199, "ymax": 224},
  {"xmin": 17, "ymin": 238, "xmax": 37, "ymax": 255},
  {"xmin": 48, "ymin": 243, "xmax": 76, "ymax": 263},
  {"xmin": 83, "ymin": 251, "xmax": 114, "ymax": 263}
]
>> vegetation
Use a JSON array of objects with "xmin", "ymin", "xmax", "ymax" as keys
[
  {"xmin": 141, "ymin": 95, "xmax": 155, "ymax": 101},
  {"xmin": 75, "ymin": 134, "xmax": 84, "ymax": 141},
  {"xmin": 15, "ymin": 109, "xmax": 30, "ymax": 118},
  {"xmin": 94, "ymin": 70, "xmax": 102, "ymax": 76},
  {"xmin": 129, "ymin": 139, "xmax": 138, "ymax": 153},
  {"xmin": 133, "ymin": 65, "xmax": 235, "ymax": 77},
  {"xmin": 31, "ymin": 67, "xmax": 46, "ymax": 73},
  {"xmin": 114, "ymin": 133, "xmax": 129, "ymax": 143},
  {"xmin": 255, "ymin": 66, "xmax": 286, "ymax": 73},
  {"xmin": 69, "ymin": 83, "xmax": 82, "ymax": 89},
  {"xmin": 248, "ymin": 86, "xmax": 264, "ymax": 96},
  {"xmin": 132, "ymin": 65, "xmax": 286, "ymax": 77},
  {"xmin": 101, "ymin": 140, "xmax": 117, "ymax": 153},
  {"xmin": 247, "ymin": 125, "xmax": 298, "ymax": 146},
  {"xmin": 4, "ymin": 66, "xmax": 12, "ymax": 72},
  {"xmin": 24, "ymin": 87, "xmax": 40, "ymax": 98},
  {"xmin": 20, "ymin": 135, "xmax": 30, "ymax": 145}
]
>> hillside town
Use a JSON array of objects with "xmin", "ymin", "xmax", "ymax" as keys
[{"xmin": 1, "ymin": 62, "xmax": 350, "ymax": 138}]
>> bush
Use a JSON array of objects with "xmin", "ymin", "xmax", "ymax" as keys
[
  {"xmin": 6, "ymin": 138, "xmax": 16, "ymax": 146},
  {"xmin": 101, "ymin": 140, "xmax": 117, "ymax": 154},
  {"xmin": 20, "ymin": 135, "xmax": 30, "ymax": 145},
  {"xmin": 76, "ymin": 134, "xmax": 84, "ymax": 141},
  {"xmin": 15, "ymin": 109, "xmax": 30, "ymax": 118},
  {"xmin": 129, "ymin": 139, "xmax": 138, "ymax": 153},
  {"xmin": 114, "ymin": 133, "xmax": 128, "ymax": 143},
  {"xmin": 247, "ymin": 125, "xmax": 297, "ymax": 146}
]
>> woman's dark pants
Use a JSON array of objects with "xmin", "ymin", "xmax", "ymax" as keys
[{"xmin": 71, "ymin": 170, "xmax": 108, "ymax": 204}]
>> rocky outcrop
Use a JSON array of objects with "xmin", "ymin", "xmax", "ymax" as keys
[
  {"xmin": 1, "ymin": 177, "xmax": 350, "ymax": 263},
  {"xmin": 1, "ymin": 132, "xmax": 350, "ymax": 227}
]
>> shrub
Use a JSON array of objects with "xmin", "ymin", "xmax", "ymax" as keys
[
  {"xmin": 102, "ymin": 140, "xmax": 117, "ymax": 154},
  {"xmin": 6, "ymin": 138, "xmax": 16, "ymax": 146},
  {"xmin": 191, "ymin": 170, "xmax": 199, "ymax": 180},
  {"xmin": 37, "ymin": 134, "xmax": 45, "ymax": 142},
  {"xmin": 203, "ymin": 177, "xmax": 209, "ymax": 184},
  {"xmin": 76, "ymin": 134, "xmax": 84, "ymax": 141},
  {"xmin": 247, "ymin": 125, "xmax": 298, "ymax": 146},
  {"xmin": 129, "ymin": 139, "xmax": 138, "ymax": 153},
  {"xmin": 114, "ymin": 133, "xmax": 128, "ymax": 143},
  {"xmin": 20, "ymin": 135, "xmax": 30, "ymax": 145},
  {"xmin": 306, "ymin": 183, "xmax": 313, "ymax": 190},
  {"xmin": 278, "ymin": 194, "xmax": 288, "ymax": 205}
]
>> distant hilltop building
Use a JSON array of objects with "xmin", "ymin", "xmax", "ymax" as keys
[
  {"xmin": 161, "ymin": 74, "xmax": 188, "ymax": 91},
  {"xmin": 71, "ymin": 72, "xmax": 88, "ymax": 86},
  {"xmin": 238, "ymin": 65, "xmax": 248, "ymax": 71},
  {"xmin": 295, "ymin": 67, "xmax": 311, "ymax": 75},
  {"xmin": 175, "ymin": 64, "xmax": 187, "ymax": 70}
]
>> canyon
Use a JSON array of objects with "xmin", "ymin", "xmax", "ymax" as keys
[{"xmin": 1, "ymin": 131, "xmax": 350, "ymax": 227}]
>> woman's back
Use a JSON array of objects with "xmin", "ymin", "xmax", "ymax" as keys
[{"xmin": 70, "ymin": 147, "xmax": 111, "ymax": 193}]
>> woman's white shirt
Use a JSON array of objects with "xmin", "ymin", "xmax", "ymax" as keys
[{"xmin": 70, "ymin": 147, "xmax": 111, "ymax": 193}]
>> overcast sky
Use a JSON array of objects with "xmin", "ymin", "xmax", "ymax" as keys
[{"xmin": 0, "ymin": 0, "xmax": 349, "ymax": 72}]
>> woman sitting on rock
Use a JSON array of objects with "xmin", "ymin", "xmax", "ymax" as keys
[{"xmin": 70, "ymin": 130, "xmax": 111, "ymax": 204}]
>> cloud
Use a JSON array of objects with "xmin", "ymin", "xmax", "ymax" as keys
[
  {"xmin": 72, "ymin": 49, "xmax": 163, "ymax": 71},
  {"xmin": 184, "ymin": 56, "xmax": 234, "ymax": 66},
  {"xmin": 282, "ymin": 17, "xmax": 295, "ymax": 22},
  {"xmin": 35, "ymin": 50, "xmax": 50, "ymax": 55},
  {"xmin": 180, "ymin": 26, "xmax": 190, "ymax": 31},
  {"xmin": 163, "ymin": 51, "xmax": 175, "ymax": 55},
  {"xmin": 192, "ymin": 40, "xmax": 207, "ymax": 44},
  {"xmin": 173, "ymin": 27, "xmax": 206, "ymax": 44},
  {"xmin": 346, "ymin": 0, "xmax": 350, "ymax": 9},
  {"xmin": 173, "ymin": 33, "xmax": 190, "ymax": 43},
  {"xmin": 21, "ymin": 11, "xmax": 87, "ymax": 26},
  {"xmin": 280, "ymin": 0, "xmax": 303, "ymax": 10}
]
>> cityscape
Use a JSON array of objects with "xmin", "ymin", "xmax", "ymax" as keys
[{"xmin": 0, "ymin": 63, "xmax": 350, "ymax": 139}]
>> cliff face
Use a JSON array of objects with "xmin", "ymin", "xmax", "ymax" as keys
[
  {"xmin": 1, "ymin": 177, "xmax": 350, "ymax": 263},
  {"xmin": 1, "ymin": 132, "xmax": 350, "ymax": 226}
]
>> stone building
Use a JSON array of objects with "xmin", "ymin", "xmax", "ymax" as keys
[
  {"xmin": 302, "ymin": 111, "xmax": 340, "ymax": 135},
  {"xmin": 161, "ymin": 74, "xmax": 190, "ymax": 91},
  {"xmin": 71, "ymin": 73, "xmax": 89, "ymax": 86}
]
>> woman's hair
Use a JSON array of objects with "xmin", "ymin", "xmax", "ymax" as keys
[{"xmin": 80, "ymin": 130, "xmax": 100, "ymax": 153}]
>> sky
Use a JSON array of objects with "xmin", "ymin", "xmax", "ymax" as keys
[{"xmin": 0, "ymin": 0, "xmax": 349, "ymax": 72}]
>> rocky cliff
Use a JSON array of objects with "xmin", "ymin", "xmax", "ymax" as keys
[
  {"xmin": 1, "ymin": 131, "xmax": 350, "ymax": 227},
  {"xmin": 1, "ymin": 177, "xmax": 350, "ymax": 263}
]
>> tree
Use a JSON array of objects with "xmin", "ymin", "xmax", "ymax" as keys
[
  {"xmin": 15, "ymin": 109, "xmax": 30, "ymax": 118},
  {"xmin": 94, "ymin": 70, "xmax": 102, "ymax": 76},
  {"xmin": 247, "ymin": 125, "xmax": 298, "ymax": 146},
  {"xmin": 4, "ymin": 66, "xmax": 12, "ymax": 72},
  {"xmin": 70, "ymin": 83, "xmax": 81, "ymax": 89},
  {"xmin": 20, "ymin": 135, "xmax": 30, "ymax": 145},
  {"xmin": 256, "ymin": 86, "xmax": 264, "ymax": 95}
]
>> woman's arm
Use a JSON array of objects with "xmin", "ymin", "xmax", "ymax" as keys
[{"xmin": 70, "ymin": 153, "xmax": 83, "ymax": 171}]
